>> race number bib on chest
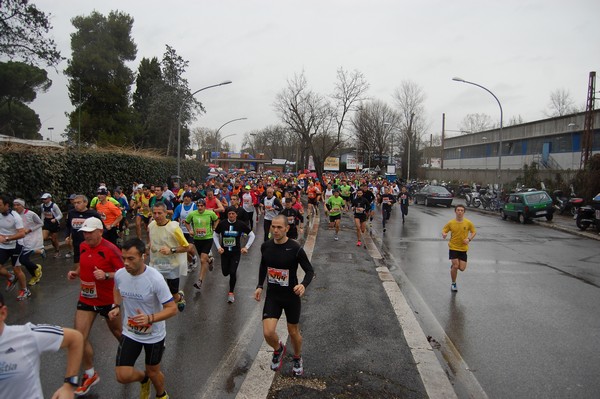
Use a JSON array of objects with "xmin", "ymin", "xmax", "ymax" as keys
[
  {"xmin": 195, "ymin": 227, "xmax": 207, "ymax": 237},
  {"xmin": 287, "ymin": 216, "xmax": 295, "ymax": 225},
  {"xmin": 80, "ymin": 281, "xmax": 97, "ymax": 299},
  {"xmin": 267, "ymin": 267, "xmax": 289, "ymax": 286},
  {"xmin": 223, "ymin": 237, "xmax": 236, "ymax": 247},
  {"xmin": 127, "ymin": 317, "xmax": 152, "ymax": 335}
]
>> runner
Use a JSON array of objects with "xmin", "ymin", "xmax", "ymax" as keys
[
  {"xmin": 96, "ymin": 187, "xmax": 123, "ymax": 246},
  {"xmin": 254, "ymin": 215, "xmax": 315, "ymax": 376},
  {"xmin": 0, "ymin": 195, "xmax": 28, "ymax": 300},
  {"xmin": 109, "ymin": 238, "xmax": 178, "ymax": 399},
  {"xmin": 65, "ymin": 195, "xmax": 102, "ymax": 279},
  {"xmin": 172, "ymin": 192, "xmax": 198, "ymax": 271},
  {"xmin": 339, "ymin": 180, "xmax": 353, "ymax": 211},
  {"xmin": 351, "ymin": 189, "xmax": 370, "ymax": 247},
  {"xmin": 398, "ymin": 185, "xmax": 410, "ymax": 223},
  {"xmin": 325, "ymin": 189, "xmax": 345, "ymax": 240},
  {"xmin": 185, "ymin": 199, "xmax": 219, "ymax": 290},
  {"xmin": 305, "ymin": 181, "xmax": 320, "ymax": 220},
  {"xmin": 12, "ymin": 198, "xmax": 44, "ymax": 287},
  {"xmin": 280, "ymin": 198, "xmax": 304, "ymax": 240},
  {"xmin": 260, "ymin": 187, "xmax": 283, "ymax": 242},
  {"xmin": 379, "ymin": 186, "xmax": 396, "ymax": 233},
  {"xmin": 0, "ymin": 292, "xmax": 84, "ymax": 399},
  {"xmin": 40, "ymin": 193, "xmax": 63, "ymax": 258},
  {"xmin": 442, "ymin": 205, "xmax": 477, "ymax": 292},
  {"xmin": 66, "ymin": 217, "xmax": 124, "ymax": 396},
  {"xmin": 241, "ymin": 185, "xmax": 256, "ymax": 230},
  {"xmin": 213, "ymin": 207, "xmax": 256, "ymax": 303},
  {"xmin": 148, "ymin": 202, "xmax": 190, "ymax": 312},
  {"xmin": 135, "ymin": 185, "xmax": 154, "ymax": 240}
]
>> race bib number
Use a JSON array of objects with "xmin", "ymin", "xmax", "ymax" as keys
[
  {"xmin": 267, "ymin": 267, "xmax": 289, "ymax": 287},
  {"xmin": 44, "ymin": 211, "xmax": 53, "ymax": 219},
  {"xmin": 80, "ymin": 281, "xmax": 97, "ymax": 299},
  {"xmin": 383, "ymin": 198, "xmax": 390, "ymax": 204},
  {"xmin": 265, "ymin": 205, "xmax": 273, "ymax": 211},
  {"xmin": 243, "ymin": 198, "xmax": 251, "ymax": 205},
  {"xmin": 127, "ymin": 317, "xmax": 152, "ymax": 335},
  {"xmin": 355, "ymin": 207, "xmax": 364, "ymax": 214},
  {"xmin": 287, "ymin": 216, "xmax": 295, "ymax": 225},
  {"xmin": 72, "ymin": 217, "xmax": 86, "ymax": 230},
  {"xmin": 223, "ymin": 237, "xmax": 236, "ymax": 247},
  {"xmin": 152, "ymin": 259, "xmax": 174, "ymax": 272},
  {"xmin": 195, "ymin": 227, "xmax": 207, "ymax": 237},
  {"xmin": 332, "ymin": 206, "xmax": 340, "ymax": 212}
]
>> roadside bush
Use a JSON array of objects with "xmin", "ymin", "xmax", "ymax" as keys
[
  {"xmin": 573, "ymin": 154, "xmax": 600, "ymax": 202},
  {"xmin": 0, "ymin": 144, "xmax": 207, "ymax": 208}
]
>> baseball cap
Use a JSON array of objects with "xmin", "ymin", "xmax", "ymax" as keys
[
  {"xmin": 136, "ymin": 184, "xmax": 144, "ymax": 190},
  {"xmin": 79, "ymin": 217, "xmax": 104, "ymax": 232},
  {"xmin": 97, "ymin": 187, "xmax": 108, "ymax": 195},
  {"xmin": 245, "ymin": 185, "xmax": 251, "ymax": 190},
  {"xmin": 41, "ymin": 193, "xmax": 51, "ymax": 199}
]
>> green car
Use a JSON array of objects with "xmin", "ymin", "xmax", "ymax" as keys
[{"xmin": 501, "ymin": 191, "xmax": 554, "ymax": 224}]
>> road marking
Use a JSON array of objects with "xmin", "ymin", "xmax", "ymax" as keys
[
  {"xmin": 366, "ymin": 234, "xmax": 460, "ymax": 399},
  {"xmin": 235, "ymin": 213, "xmax": 318, "ymax": 399}
]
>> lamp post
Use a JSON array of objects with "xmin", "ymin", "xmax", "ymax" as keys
[
  {"xmin": 177, "ymin": 80, "xmax": 232, "ymax": 177},
  {"xmin": 218, "ymin": 133, "xmax": 237, "ymax": 152},
  {"xmin": 383, "ymin": 122, "xmax": 394, "ymax": 165},
  {"xmin": 452, "ymin": 77, "xmax": 503, "ymax": 181},
  {"xmin": 215, "ymin": 117, "xmax": 247, "ymax": 152}
]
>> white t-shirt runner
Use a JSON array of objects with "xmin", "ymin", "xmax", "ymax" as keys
[
  {"xmin": 0, "ymin": 210, "xmax": 23, "ymax": 250},
  {"xmin": 0, "ymin": 323, "xmax": 64, "ymax": 398},
  {"xmin": 114, "ymin": 266, "xmax": 174, "ymax": 344}
]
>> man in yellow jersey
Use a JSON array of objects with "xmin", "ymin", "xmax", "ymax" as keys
[
  {"xmin": 442, "ymin": 205, "xmax": 476, "ymax": 292},
  {"xmin": 135, "ymin": 185, "xmax": 154, "ymax": 240}
]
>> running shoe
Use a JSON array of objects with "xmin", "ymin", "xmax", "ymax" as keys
[
  {"xmin": 292, "ymin": 356, "xmax": 304, "ymax": 377},
  {"xmin": 53, "ymin": 251, "xmax": 61, "ymax": 259},
  {"xmin": 451, "ymin": 282, "xmax": 458, "ymax": 292},
  {"xmin": 139, "ymin": 375, "xmax": 151, "ymax": 399},
  {"xmin": 16, "ymin": 289, "xmax": 31, "ymax": 301},
  {"xmin": 271, "ymin": 342, "xmax": 286, "ymax": 371},
  {"xmin": 40, "ymin": 248, "xmax": 47, "ymax": 259},
  {"xmin": 334, "ymin": 235, "xmax": 338, "ymax": 241},
  {"xmin": 75, "ymin": 371, "xmax": 100, "ymax": 396},
  {"xmin": 356, "ymin": 241, "xmax": 361, "ymax": 246},
  {"xmin": 176, "ymin": 290, "xmax": 186, "ymax": 312},
  {"xmin": 156, "ymin": 391, "xmax": 170, "ymax": 399},
  {"xmin": 227, "ymin": 292, "xmax": 235, "ymax": 303},
  {"xmin": 193, "ymin": 280, "xmax": 202, "ymax": 290},
  {"xmin": 5, "ymin": 273, "xmax": 16, "ymax": 292},
  {"xmin": 65, "ymin": 252, "xmax": 73, "ymax": 258},
  {"xmin": 28, "ymin": 264, "xmax": 43, "ymax": 286}
]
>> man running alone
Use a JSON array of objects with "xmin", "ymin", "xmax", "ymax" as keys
[
  {"xmin": 442, "ymin": 205, "xmax": 477, "ymax": 292},
  {"xmin": 254, "ymin": 214, "xmax": 315, "ymax": 376}
]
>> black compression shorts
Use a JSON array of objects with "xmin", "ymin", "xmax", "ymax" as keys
[
  {"xmin": 449, "ymin": 250, "xmax": 468, "ymax": 262},
  {"xmin": 262, "ymin": 293, "xmax": 302, "ymax": 324},
  {"xmin": 116, "ymin": 335, "xmax": 165, "ymax": 367}
]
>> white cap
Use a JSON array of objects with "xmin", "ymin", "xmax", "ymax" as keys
[
  {"xmin": 41, "ymin": 193, "xmax": 52, "ymax": 199},
  {"xmin": 79, "ymin": 217, "xmax": 104, "ymax": 232},
  {"xmin": 136, "ymin": 184, "xmax": 144, "ymax": 190}
]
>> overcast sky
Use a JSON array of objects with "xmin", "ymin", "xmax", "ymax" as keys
[{"xmin": 29, "ymin": 0, "xmax": 600, "ymax": 150}]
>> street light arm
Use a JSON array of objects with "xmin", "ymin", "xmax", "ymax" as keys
[
  {"xmin": 215, "ymin": 117, "xmax": 248, "ymax": 137},
  {"xmin": 452, "ymin": 78, "xmax": 503, "ymax": 128},
  {"xmin": 176, "ymin": 80, "xmax": 232, "ymax": 176}
]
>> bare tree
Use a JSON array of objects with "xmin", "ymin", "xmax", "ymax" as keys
[
  {"xmin": 458, "ymin": 113, "xmax": 493, "ymax": 133},
  {"xmin": 274, "ymin": 68, "xmax": 369, "ymax": 177},
  {"xmin": 507, "ymin": 114, "xmax": 525, "ymax": 126},
  {"xmin": 351, "ymin": 100, "xmax": 399, "ymax": 167},
  {"xmin": 392, "ymin": 81, "xmax": 427, "ymax": 179},
  {"xmin": 544, "ymin": 88, "xmax": 578, "ymax": 117}
]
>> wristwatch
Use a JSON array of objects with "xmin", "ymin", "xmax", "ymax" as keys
[
  {"xmin": 170, "ymin": 247, "xmax": 177, "ymax": 254},
  {"xmin": 64, "ymin": 376, "xmax": 79, "ymax": 387}
]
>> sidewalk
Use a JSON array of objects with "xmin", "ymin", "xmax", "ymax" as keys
[{"xmin": 266, "ymin": 212, "xmax": 455, "ymax": 399}]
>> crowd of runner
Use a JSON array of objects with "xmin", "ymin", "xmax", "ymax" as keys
[{"xmin": 0, "ymin": 170, "xmax": 414, "ymax": 398}]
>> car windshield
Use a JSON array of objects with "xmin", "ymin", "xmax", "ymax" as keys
[{"xmin": 526, "ymin": 192, "xmax": 551, "ymax": 204}]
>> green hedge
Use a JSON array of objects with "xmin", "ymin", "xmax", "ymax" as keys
[{"xmin": 0, "ymin": 146, "xmax": 207, "ymax": 207}]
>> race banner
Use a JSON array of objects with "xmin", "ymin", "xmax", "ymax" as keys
[{"xmin": 324, "ymin": 156, "xmax": 340, "ymax": 171}]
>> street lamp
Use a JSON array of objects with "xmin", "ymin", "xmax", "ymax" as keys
[
  {"xmin": 215, "ymin": 117, "xmax": 247, "ymax": 152},
  {"xmin": 383, "ymin": 122, "xmax": 394, "ymax": 165},
  {"xmin": 218, "ymin": 133, "xmax": 237, "ymax": 152},
  {"xmin": 177, "ymin": 80, "xmax": 232, "ymax": 177},
  {"xmin": 452, "ymin": 77, "xmax": 503, "ymax": 180}
]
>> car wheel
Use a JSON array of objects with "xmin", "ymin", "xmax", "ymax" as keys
[
  {"xmin": 518, "ymin": 213, "xmax": 527, "ymax": 224},
  {"xmin": 501, "ymin": 210, "xmax": 508, "ymax": 220},
  {"xmin": 545, "ymin": 213, "xmax": 553, "ymax": 221},
  {"xmin": 424, "ymin": 198, "xmax": 429, "ymax": 207}
]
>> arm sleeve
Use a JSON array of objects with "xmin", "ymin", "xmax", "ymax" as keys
[
  {"xmin": 31, "ymin": 212, "xmax": 43, "ymax": 231},
  {"xmin": 213, "ymin": 232, "xmax": 222, "ymax": 250},
  {"xmin": 53, "ymin": 204, "xmax": 63, "ymax": 222},
  {"xmin": 297, "ymin": 248, "xmax": 315, "ymax": 288},
  {"xmin": 257, "ymin": 244, "xmax": 267, "ymax": 288},
  {"xmin": 245, "ymin": 231, "xmax": 256, "ymax": 249}
]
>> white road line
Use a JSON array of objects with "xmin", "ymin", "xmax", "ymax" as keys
[
  {"xmin": 235, "ymin": 213, "xmax": 319, "ymax": 399},
  {"xmin": 366, "ymin": 235, "xmax": 459, "ymax": 399}
]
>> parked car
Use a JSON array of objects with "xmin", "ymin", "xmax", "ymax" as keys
[
  {"xmin": 414, "ymin": 185, "xmax": 453, "ymax": 207},
  {"xmin": 500, "ymin": 190, "xmax": 554, "ymax": 224}
]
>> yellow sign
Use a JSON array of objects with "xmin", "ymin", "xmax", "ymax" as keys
[{"xmin": 324, "ymin": 157, "xmax": 339, "ymax": 171}]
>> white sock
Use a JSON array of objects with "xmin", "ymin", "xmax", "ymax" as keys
[{"xmin": 85, "ymin": 368, "xmax": 95, "ymax": 378}]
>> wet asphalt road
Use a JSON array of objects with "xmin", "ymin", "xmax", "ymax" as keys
[{"xmin": 378, "ymin": 202, "xmax": 600, "ymax": 398}]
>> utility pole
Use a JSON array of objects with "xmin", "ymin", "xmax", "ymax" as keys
[{"xmin": 580, "ymin": 71, "xmax": 596, "ymax": 169}]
